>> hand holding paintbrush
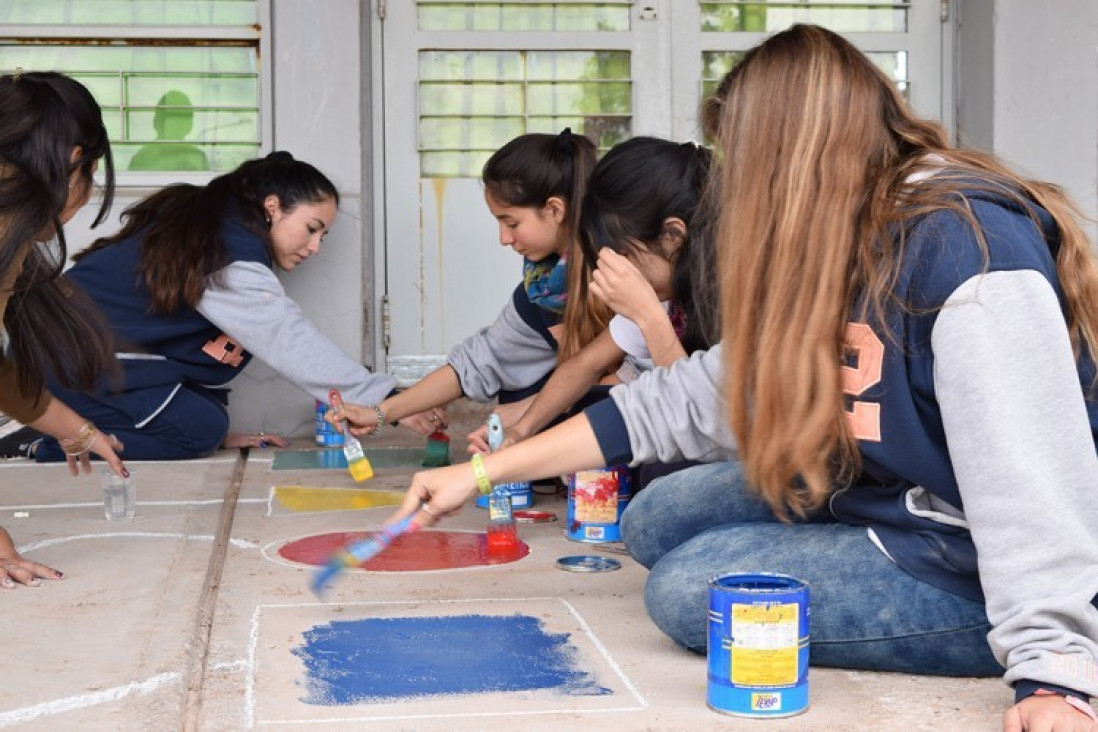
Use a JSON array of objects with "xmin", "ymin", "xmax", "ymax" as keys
[{"xmin": 327, "ymin": 388, "xmax": 374, "ymax": 482}]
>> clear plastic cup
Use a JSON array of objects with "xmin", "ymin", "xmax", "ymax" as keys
[{"xmin": 100, "ymin": 470, "xmax": 136, "ymax": 520}]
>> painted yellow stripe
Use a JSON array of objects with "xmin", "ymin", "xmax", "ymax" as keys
[{"xmin": 273, "ymin": 485, "xmax": 404, "ymax": 513}]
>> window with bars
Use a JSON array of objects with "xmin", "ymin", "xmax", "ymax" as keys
[
  {"xmin": 699, "ymin": 1, "xmax": 909, "ymax": 33},
  {"xmin": 0, "ymin": 0, "xmax": 264, "ymax": 174},
  {"xmin": 418, "ymin": 0, "xmax": 633, "ymax": 32},
  {"xmin": 699, "ymin": 2, "xmax": 912, "ymax": 103},
  {"xmin": 419, "ymin": 48, "xmax": 632, "ymax": 178}
]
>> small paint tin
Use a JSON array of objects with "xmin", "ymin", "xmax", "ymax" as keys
[
  {"xmin": 565, "ymin": 466, "xmax": 631, "ymax": 543},
  {"xmin": 707, "ymin": 572, "xmax": 809, "ymax": 718},
  {"xmin": 513, "ymin": 509, "xmax": 556, "ymax": 523},
  {"xmin": 474, "ymin": 481, "xmax": 533, "ymax": 510},
  {"xmin": 555, "ymin": 555, "xmax": 621, "ymax": 572},
  {"xmin": 315, "ymin": 400, "xmax": 344, "ymax": 447}
]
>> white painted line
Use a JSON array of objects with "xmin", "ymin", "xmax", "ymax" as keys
[
  {"xmin": 0, "ymin": 498, "xmax": 265, "ymax": 511},
  {"xmin": 17, "ymin": 532, "xmax": 259, "ymax": 553},
  {"xmin": 0, "ymin": 455, "xmax": 240, "ymax": 468},
  {"xmin": 559, "ymin": 597, "xmax": 648, "ymax": 707},
  {"xmin": 244, "ymin": 605, "xmax": 262, "ymax": 728},
  {"xmin": 0, "ymin": 671, "xmax": 182, "ymax": 728},
  {"xmin": 259, "ymin": 706, "xmax": 649, "ymax": 726},
  {"xmin": 248, "ymin": 597, "xmax": 647, "ymax": 726}
]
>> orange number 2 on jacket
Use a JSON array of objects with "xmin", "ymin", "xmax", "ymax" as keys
[{"xmin": 842, "ymin": 323, "xmax": 884, "ymax": 442}]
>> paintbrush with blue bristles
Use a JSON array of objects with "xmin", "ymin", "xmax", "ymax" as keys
[{"xmin": 310, "ymin": 514, "xmax": 418, "ymax": 598}]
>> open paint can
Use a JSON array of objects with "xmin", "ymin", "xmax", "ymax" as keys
[
  {"xmin": 706, "ymin": 572, "xmax": 809, "ymax": 718},
  {"xmin": 565, "ymin": 465, "xmax": 631, "ymax": 543}
]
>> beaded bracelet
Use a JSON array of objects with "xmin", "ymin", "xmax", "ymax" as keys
[
  {"xmin": 60, "ymin": 421, "xmax": 98, "ymax": 457},
  {"xmin": 366, "ymin": 404, "xmax": 385, "ymax": 439},
  {"xmin": 470, "ymin": 453, "xmax": 493, "ymax": 495}
]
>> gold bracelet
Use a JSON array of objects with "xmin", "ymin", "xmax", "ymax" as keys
[
  {"xmin": 470, "ymin": 453, "xmax": 492, "ymax": 495},
  {"xmin": 60, "ymin": 421, "xmax": 98, "ymax": 457}
]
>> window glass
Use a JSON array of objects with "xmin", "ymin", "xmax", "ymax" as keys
[
  {"xmin": 0, "ymin": 0, "xmax": 260, "ymax": 173},
  {"xmin": 419, "ymin": 49, "xmax": 631, "ymax": 177},
  {"xmin": 700, "ymin": 1, "xmax": 908, "ymax": 33},
  {"xmin": 701, "ymin": 49, "xmax": 909, "ymax": 100},
  {"xmin": 0, "ymin": 0, "xmax": 256, "ymax": 26},
  {"xmin": 419, "ymin": 2, "xmax": 631, "ymax": 32}
]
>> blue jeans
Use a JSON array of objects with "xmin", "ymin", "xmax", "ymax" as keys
[{"xmin": 620, "ymin": 461, "xmax": 1002, "ymax": 676}]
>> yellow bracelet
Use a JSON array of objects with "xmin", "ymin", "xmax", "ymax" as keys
[{"xmin": 470, "ymin": 453, "xmax": 492, "ymax": 495}]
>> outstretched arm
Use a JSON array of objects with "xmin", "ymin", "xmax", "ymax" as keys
[
  {"xmin": 393, "ymin": 411, "xmax": 607, "ymax": 526},
  {"xmin": 334, "ymin": 366, "xmax": 459, "ymax": 438},
  {"xmin": 506, "ymin": 330, "xmax": 623, "ymax": 444}
]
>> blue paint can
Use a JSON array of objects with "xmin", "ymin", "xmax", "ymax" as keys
[
  {"xmin": 565, "ymin": 466, "xmax": 631, "ymax": 543},
  {"xmin": 315, "ymin": 399, "xmax": 344, "ymax": 447},
  {"xmin": 475, "ymin": 482, "xmax": 533, "ymax": 509},
  {"xmin": 707, "ymin": 572, "xmax": 809, "ymax": 718}
]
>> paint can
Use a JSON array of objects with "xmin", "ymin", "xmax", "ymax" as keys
[
  {"xmin": 565, "ymin": 465, "xmax": 631, "ymax": 543},
  {"xmin": 315, "ymin": 399, "xmax": 344, "ymax": 446},
  {"xmin": 474, "ymin": 481, "xmax": 533, "ymax": 510},
  {"xmin": 706, "ymin": 572, "xmax": 810, "ymax": 718}
]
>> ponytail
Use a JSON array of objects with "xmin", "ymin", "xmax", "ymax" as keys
[{"xmin": 77, "ymin": 151, "xmax": 338, "ymax": 312}]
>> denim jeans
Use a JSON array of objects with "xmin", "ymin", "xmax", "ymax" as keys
[{"xmin": 620, "ymin": 461, "xmax": 1002, "ymax": 676}]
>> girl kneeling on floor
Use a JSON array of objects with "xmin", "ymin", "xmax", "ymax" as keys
[{"xmin": 29, "ymin": 152, "xmax": 435, "ymax": 462}]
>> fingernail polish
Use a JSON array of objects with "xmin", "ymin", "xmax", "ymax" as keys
[
  {"xmin": 122, "ymin": 467, "xmax": 130, "ymax": 478},
  {"xmin": 55, "ymin": 570, "xmax": 64, "ymax": 578}
]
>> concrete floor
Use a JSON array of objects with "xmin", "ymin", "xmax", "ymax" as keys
[{"xmin": 0, "ymin": 401, "xmax": 1011, "ymax": 730}]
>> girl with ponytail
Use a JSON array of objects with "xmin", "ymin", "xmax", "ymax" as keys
[
  {"xmin": 334, "ymin": 129, "xmax": 609, "ymax": 442},
  {"xmin": 28, "ymin": 151, "xmax": 434, "ymax": 462}
]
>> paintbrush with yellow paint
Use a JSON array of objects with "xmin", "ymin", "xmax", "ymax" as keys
[{"xmin": 327, "ymin": 388, "xmax": 374, "ymax": 482}]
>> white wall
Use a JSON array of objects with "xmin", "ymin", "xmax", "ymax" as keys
[
  {"xmin": 225, "ymin": 0, "xmax": 368, "ymax": 438},
  {"xmin": 959, "ymin": 0, "xmax": 1098, "ymax": 239}
]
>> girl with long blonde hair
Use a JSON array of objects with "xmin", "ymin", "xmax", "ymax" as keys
[{"xmin": 388, "ymin": 25, "xmax": 1098, "ymax": 729}]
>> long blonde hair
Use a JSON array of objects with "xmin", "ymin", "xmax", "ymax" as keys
[{"xmin": 707, "ymin": 24, "xmax": 1098, "ymax": 518}]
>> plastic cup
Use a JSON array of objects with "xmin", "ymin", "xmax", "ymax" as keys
[{"xmin": 100, "ymin": 470, "xmax": 136, "ymax": 520}]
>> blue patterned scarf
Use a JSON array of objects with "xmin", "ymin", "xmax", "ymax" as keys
[{"xmin": 522, "ymin": 254, "xmax": 568, "ymax": 315}]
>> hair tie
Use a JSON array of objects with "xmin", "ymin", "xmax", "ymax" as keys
[{"xmin": 556, "ymin": 127, "xmax": 574, "ymax": 155}]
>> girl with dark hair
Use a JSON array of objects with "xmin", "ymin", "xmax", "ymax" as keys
[
  {"xmin": 0, "ymin": 71, "xmax": 125, "ymax": 588},
  {"xmin": 479, "ymin": 136, "xmax": 717, "ymax": 456},
  {"xmin": 333, "ymin": 129, "xmax": 608, "ymax": 440},
  {"xmin": 24, "ymin": 152, "xmax": 432, "ymax": 462},
  {"xmin": 388, "ymin": 26, "xmax": 1098, "ymax": 729}
]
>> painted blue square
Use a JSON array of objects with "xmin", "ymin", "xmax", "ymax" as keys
[{"xmin": 293, "ymin": 613, "xmax": 612, "ymax": 705}]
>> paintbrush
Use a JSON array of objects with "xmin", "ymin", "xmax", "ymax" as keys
[
  {"xmin": 328, "ymin": 388, "xmax": 374, "ymax": 482},
  {"xmin": 422, "ymin": 429, "xmax": 451, "ymax": 467},
  {"xmin": 310, "ymin": 513, "xmax": 418, "ymax": 597}
]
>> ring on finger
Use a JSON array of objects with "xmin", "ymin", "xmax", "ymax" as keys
[{"xmin": 421, "ymin": 504, "xmax": 437, "ymax": 517}]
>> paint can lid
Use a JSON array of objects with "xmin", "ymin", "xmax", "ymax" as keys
[
  {"xmin": 555, "ymin": 555, "xmax": 621, "ymax": 572},
  {"xmin": 514, "ymin": 509, "xmax": 557, "ymax": 523}
]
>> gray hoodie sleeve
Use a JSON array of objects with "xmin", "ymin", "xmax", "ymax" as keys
[
  {"xmin": 196, "ymin": 261, "xmax": 396, "ymax": 406},
  {"xmin": 932, "ymin": 269, "xmax": 1098, "ymax": 697},
  {"xmin": 446, "ymin": 295, "xmax": 558, "ymax": 402},
  {"xmin": 607, "ymin": 344, "xmax": 736, "ymax": 465}
]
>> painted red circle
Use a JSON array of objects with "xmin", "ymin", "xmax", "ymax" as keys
[{"xmin": 278, "ymin": 530, "xmax": 529, "ymax": 571}]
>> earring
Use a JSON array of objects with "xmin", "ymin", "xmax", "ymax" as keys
[{"xmin": 265, "ymin": 214, "xmax": 271, "ymax": 225}]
